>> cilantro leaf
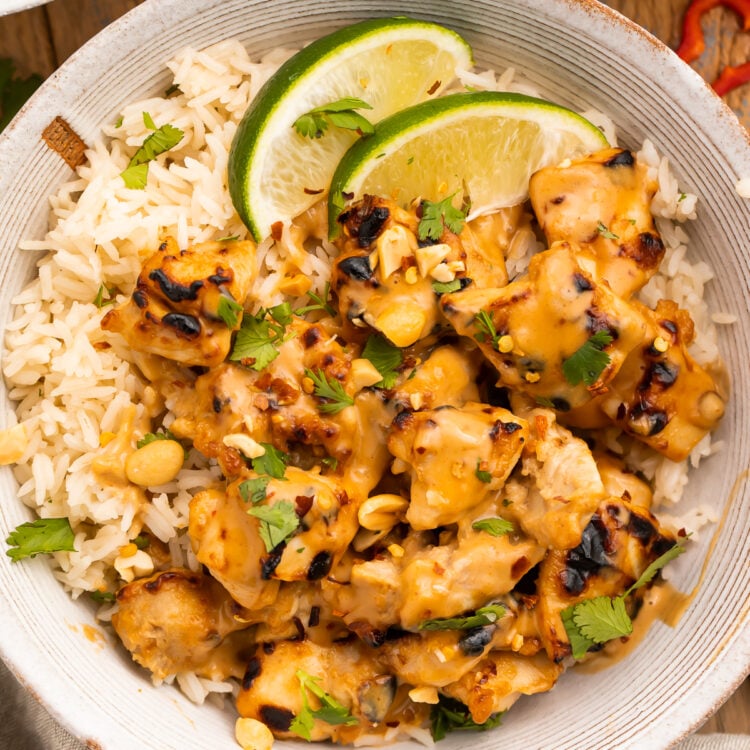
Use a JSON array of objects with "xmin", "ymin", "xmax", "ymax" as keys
[
  {"xmin": 230, "ymin": 309, "xmax": 289, "ymax": 371},
  {"xmin": 624, "ymin": 541, "xmax": 685, "ymax": 596},
  {"xmin": 268, "ymin": 301, "xmax": 293, "ymax": 326},
  {"xmin": 90, "ymin": 590, "xmax": 116, "ymax": 603},
  {"xmin": 474, "ymin": 459, "xmax": 492, "ymax": 484},
  {"xmin": 296, "ymin": 282, "xmax": 336, "ymax": 317},
  {"xmin": 136, "ymin": 430, "xmax": 178, "ymax": 450},
  {"xmin": 251, "ymin": 443, "xmax": 289, "ymax": 480},
  {"xmin": 430, "ymin": 696, "xmax": 503, "ymax": 741},
  {"xmin": 216, "ymin": 294, "xmax": 243, "ymax": 328},
  {"xmin": 562, "ymin": 540, "xmax": 686, "ymax": 659},
  {"xmin": 361, "ymin": 334, "xmax": 403, "ymax": 389},
  {"xmin": 562, "ymin": 330, "xmax": 613, "ymax": 386},
  {"xmin": 419, "ymin": 603, "xmax": 506, "ymax": 631},
  {"xmin": 6, "ymin": 518, "xmax": 76, "ymax": 561},
  {"xmin": 418, "ymin": 195, "xmax": 467, "ymax": 241},
  {"xmin": 293, "ymin": 97, "xmax": 373, "ymax": 139},
  {"xmin": 432, "ymin": 278, "xmax": 462, "ymax": 294},
  {"xmin": 133, "ymin": 534, "xmax": 150, "ymax": 550},
  {"xmin": 472, "ymin": 517, "xmax": 514, "ymax": 537},
  {"xmin": 120, "ymin": 122, "xmax": 184, "ymax": 189},
  {"xmin": 94, "ymin": 284, "xmax": 117, "ymax": 309},
  {"xmin": 289, "ymin": 670, "xmax": 358, "ymax": 740},
  {"xmin": 560, "ymin": 606, "xmax": 596, "ymax": 660},
  {"xmin": 142, "ymin": 111, "xmax": 157, "ymax": 130},
  {"xmin": 596, "ymin": 221, "xmax": 620, "ymax": 240},
  {"xmin": 473, "ymin": 310, "xmax": 500, "ymax": 349},
  {"xmin": 305, "ymin": 368, "xmax": 354, "ymax": 414},
  {"xmin": 238, "ymin": 476, "xmax": 270, "ymax": 504},
  {"xmin": 247, "ymin": 500, "xmax": 300, "ymax": 552}
]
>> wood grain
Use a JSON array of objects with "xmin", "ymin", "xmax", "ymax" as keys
[{"xmin": 0, "ymin": 0, "xmax": 748, "ymax": 739}]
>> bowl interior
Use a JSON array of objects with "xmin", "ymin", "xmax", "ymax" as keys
[{"xmin": 0, "ymin": 1, "xmax": 749, "ymax": 749}]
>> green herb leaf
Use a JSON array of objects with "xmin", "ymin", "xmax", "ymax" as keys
[
  {"xmin": 90, "ymin": 590, "xmax": 116, "ymax": 603},
  {"xmin": 120, "ymin": 122, "xmax": 184, "ymax": 189},
  {"xmin": 474, "ymin": 459, "xmax": 492, "ymax": 484},
  {"xmin": 560, "ymin": 606, "xmax": 596, "ymax": 660},
  {"xmin": 561, "ymin": 330, "xmax": 613, "ymax": 386},
  {"xmin": 133, "ymin": 534, "xmax": 150, "ymax": 550},
  {"xmin": 216, "ymin": 234, "xmax": 240, "ymax": 242},
  {"xmin": 230, "ymin": 309, "xmax": 290, "ymax": 371},
  {"xmin": 432, "ymin": 278, "xmax": 462, "ymax": 294},
  {"xmin": 238, "ymin": 476, "xmax": 271, "ymax": 504},
  {"xmin": 6, "ymin": 518, "xmax": 75, "ymax": 561},
  {"xmin": 418, "ymin": 195, "xmax": 467, "ymax": 241},
  {"xmin": 473, "ymin": 310, "xmax": 500, "ymax": 349},
  {"xmin": 216, "ymin": 295, "xmax": 243, "ymax": 328},
  {"xmin": 305, "ymin": 368, "xmax": 354, "ymax": 414},
  {"xmin": 268, "ymin": 301, "xmax": 293, "ymax": 326},
  {"xmin": 472, "ymin": 517, "xmax": 514, "ymax": 537},
  {"xmin": 293, "ymin": 97, "xmax": 373, "ymax": 139},
  {"xmin": 251, "ymin": 443, "xmax": 289, "ymax": 480},
  {"xmin": 136, "ymin": 430, "xmax": 178, "ymax": 450},
  {"xmin": 596, "ymin": 221, "xmax": 620, "ymax": 240},
  {"xmin": 94, "ymin": 284, "xmax": 117, "ymax": 309},
  {"xmin": 248, "ymin": 500, "xmax": 300, "ymax": 552},
  {"xmin": 114, "ymin": 115, "xmax": 123, "ymax": 129},
  {"xmin": 296, "ymin": 282, "xmax": 336, "ymax": 317},
  {"xmin": 289, "ymin": 670, "xmax": 359, "ymax": 740},
  {"xmin": 361, "ymin": 334, "xmax": 403, "ymax": 389},
  {"xmin": 142, "ymin": 111, "xmax": 157, "ymax": 130},
  {"xmin": 418, "ymin": 603, "xmax": 506, "ymax": 631},
  {"xmin": 562, "ymin": 540, "xmax": 686, "ymax": 659},
  {"xmin": 321, "ymin": 456, "xmax": 338, "ymax": 471},
  {"xmin": 430, "ymin": 696, "xmax": 503, "ymax": 741}
]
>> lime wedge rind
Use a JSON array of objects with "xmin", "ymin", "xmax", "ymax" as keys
[
  {"xmin": 228, "ymin": 17, "xmax": 474, "ymax": 241},
  {"xmin": 328, "ymin": 91, "xmax": 609, "ymax": 236}
]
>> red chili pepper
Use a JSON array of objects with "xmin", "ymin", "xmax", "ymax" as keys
[
  {"xmin": 712, "ymin": 60, "xmax": 750, "ymax": 94},
  {"xmin": 675, "ymin": 0, "xmax": 750, "ymax": 64}
]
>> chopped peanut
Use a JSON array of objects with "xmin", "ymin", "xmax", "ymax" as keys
[
  {"xmin": 235, "ymin": 717, "xmax": 274, "ymax": 750},
  {"xmin": 0, "ymin": 423, "xmax": 27, "ymax": 464}
]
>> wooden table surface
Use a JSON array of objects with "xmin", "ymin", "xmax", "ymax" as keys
[{"xmin": 1, "ymin": 0, "xmax": 749, "ymax": 740}]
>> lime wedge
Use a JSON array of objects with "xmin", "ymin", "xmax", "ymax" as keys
[
  {"xmin": 328, "ymin": 91, "xmax": 609, "ymax": 236},
  {"xmin": 228, "ymin": 17, "xmax": 473, "ymax": 241}
]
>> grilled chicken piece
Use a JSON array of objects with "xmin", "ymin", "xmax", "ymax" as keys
[
  {"xmin": 332, "ymin": 196, "xmax": 519, "ymax": 348},
  {"xmin": 535, "ymin": 496, "xmax": 678, "ymax": 662},
  {"xmin": 597, "ymin": 299, "xmax": 726, "ymax": 461},
  {"xmin": 189, "ymin": 468, "xmax": 357, "ymax": 609},
  {"xmin": 441, "ymin": 651, "xmax": 564, "ymax": 723},
  {"xmin": 501, "ymin": 409, "xmax": 605, "ymax": 550},
  {"xmin": 111, "ymin": 568, "xmax": 250, "ymax": 680},
  {"xmin": 441, "ymin": 242, "xmax": 647, "ymax": 411},
  {"xmin": 102, "ymin": 236, "xmax": 256, "ymax": 367},
  {"xmin": 236, "ymin": 639, "xmax": 399, "ymax": 743},
  {"xmin": 323, "ymin": 521, "xmax": 544, "ymax": 632},
  {"xmin": 594, "ymin": 451, "xmax": 653, "ymax": 508},
  {"xmin": 166, "ymin": 316, "xmax": 392, "ymax": 494},
  {"xmin": 387, "ymin": 403, "xmax": 528, "ymax": 530},
  {"xmin": 389, "ymin": 342, "xmax": 482, "ymax": 411},
  {"xmin": 529, "ymin": 148, "xmax": 664, "ymax": 298}
]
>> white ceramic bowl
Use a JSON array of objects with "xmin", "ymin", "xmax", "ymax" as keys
[{"xmin": 1, "ymin": 1, "xmax": 749, "ymax": 748}]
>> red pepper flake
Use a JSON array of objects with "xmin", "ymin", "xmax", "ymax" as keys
[
  {"xmin": 270, "ymin": 221, "xmax": 284, "ymax": 241},
  {"xmin": 303, "ymin": 187, "xmax": 324, "ymax": 195},
  {"xmin": 676, "ymin": 0, "xmax": 750, "ymax": 64}
]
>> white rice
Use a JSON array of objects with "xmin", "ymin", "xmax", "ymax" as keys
[{"xmin": 1, "ymin": 38, "xmax": 728, "ymax": 711}]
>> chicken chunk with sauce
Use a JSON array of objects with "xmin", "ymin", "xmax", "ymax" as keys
[
  {"xmin": 529, "ymin": 147, "xmax": 665, "ymax": 298},
  {"xmin": 102, "ymin": 236, "xmax": 256, "ymax": 367}
]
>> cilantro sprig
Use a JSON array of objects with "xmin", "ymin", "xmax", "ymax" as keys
[
  {"xmin": 418, "ymin": 603, "xmax": 506, "ymax": 631},
  {"xmin": 561, "ymin": 330, "xmax": 613, "ymax": 387},
  {"xmin": 473, "ymin": 310, "xmax": 501, "ymax": 349},
  {"xmin": 289, "ymin": 669, "xmax": 359, "ymax": 740},
  {"xmin": 361, "ymin": 334, "xmax": 403, "ymax": 389},
  {"xmin": 562, "ymin": 541, "xmax": 686, "ymax": 659},
  {"xmin": 418, "ymin": 195, "xmax": 467, "ymax": 241},
  {"xmin": 94, "ymin": 284, "xmax": 117, "ymax": 309},
  {"xmin": 120, "ymin": 117, "xmax": 184, "ymax": 189},
  {"xmin": 238, "ymin": 476, "xmax": 271, "ymax": 504},
  {"xmin": 305, "ymin": 368, "xmax": 354, "ymax": 414},
  {"xmin": 474, "ymin": 459, "xmax": 492, "ymax": 484},
  {"xmin": 596, "ymin": 221, "xmax": 620, "ymax": 240},
  {"xmin": 296, "ymin": 282, "xmax": 336, "ymax": 317},
  {"xmin": 136, "ymin": 429, "xmax": 179, "ymax": 450},
  {"xmin": 472, "ymin": 517, "xmax": 514, "ymax": 537},
  {"xmin": 6, "ymin": 518, "xmax": 76, "ymax": 562},
  {"xmin": 251, "ymin": 443, "xmax": 289, "ymax": 480},
  {"xmin": 229, "ymin": 303, "xmax": 294, "ymax": 371},
  {"xmin": 293, "ymin": 97, "xmax": 374, "ymax": 140},
  {"xmin": 430, "ymin": 696, "xmax": 503, "ymax": 741},
  {"xmin": 247, "ymin": 501, "xmax": 300, "ymax": 552},
  {"xmin": 216, "ymin": 295, "xmax": 243, "ymax": 328}
]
